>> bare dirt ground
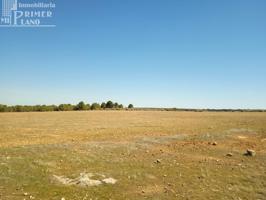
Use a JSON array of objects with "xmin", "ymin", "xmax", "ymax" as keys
[{"xmin": 0, "ymin": 111, "xmax": 265, "ymax": 199}]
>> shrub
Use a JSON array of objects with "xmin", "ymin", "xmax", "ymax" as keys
[
  {"xmin": 0, "ymin": 104, "xmax": 8, "ymax": 112},
  {"xmin": 106, "ymin": 101, "xmax": 114, "ymax": 109},
  {"xmin": 75, "ymin": 101, "xmax": 87, "ymax": 110},
  {"xmin": 101, "ymin": 102, "xmax": 106, "ymax": 109},
  {"xmin": 91, "ymin": 103, "xmax": 101, "ymax": 110},
  {"xmin": 58, "ymin": 104, "xmax": 74, "ymax": 111},
  {"xmin": 128, "ymin": 104, "xmax": 134, "ymax": 109}
]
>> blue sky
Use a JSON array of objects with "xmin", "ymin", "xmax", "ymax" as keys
[{"xmin": 0, "ymin": 0, "xmax": 266, "ymax": 109}]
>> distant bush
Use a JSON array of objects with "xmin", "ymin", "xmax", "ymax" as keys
[
  {"xmin": 101, "ymin": 102, "xmax": 106, "ymax": 109},
  {"xmin": 75, "ymin": 101, "xmax": 87, "ymax": 111},
  {"xmin": 1, "ymin": 103, "xmax": 266, "ymax": 113},
  {"xmin": 86, "ymin": 104, "xmax": 91, "ymax": 110},
  {"xmin": 91, "ymin": 103, "xmax": 101, "ymax": 110},
  {"xmin": 106, "ymin": 101, "xmax": 114, "ymax": 109},
  {"xmin": 58, "ymin": 104, "xmax": 74, "ymax": 111},
  {"xmin": 0, "ymin": 104, "xmax": 58, "ymax": 112},
  {"xmin": 128, "ymin": 104, "xmax": 134, "ymax": 109},
  {"xmin": 0, "ymin": 104, "xmax": 8, "ymax": 112},
  {"xmin": 0, "ymin": 100, "xmax": 127, "ymax": 112}
]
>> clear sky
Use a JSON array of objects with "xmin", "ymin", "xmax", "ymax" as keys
[{"xmin": 0, "ymin": 0, "xmax": 266, "ymax": 109}]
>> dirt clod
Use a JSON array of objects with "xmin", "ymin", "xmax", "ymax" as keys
[
  {"xmin": 155, "ymin": 159, "xmax": 161, "ymax": 164},
  {"xmin": 245, "ymin": 149, "xmax": 256, "ymax": 157},
  {"xmin": 226, "ymin": 153, "xmax": 233, "ymax": 157},
  {"xmin": 212, "ymin": 142, "xmax": 218, "ymax": 146}
]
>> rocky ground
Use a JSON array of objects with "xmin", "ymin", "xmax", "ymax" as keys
[{"xmin": 0, "ymin": 111, "xmax": 265, "ymax": 199}]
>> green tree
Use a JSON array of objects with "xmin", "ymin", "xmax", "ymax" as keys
[
  {"xmin": 76, "ymin": 101, "xmax": 86, "ymax": 110},
  {"xmin": 14, "ymin": 105, "xmax": 23, "ymax": 112},
  {"xmin": 86, "ymin": 104, "xmax": 91, "ymax": 110},
  {"xmin": 0, "ymin": 104, "xmax": 8, "ymax": 112},
  {"xmin": 58, "ymin": 104, "xmax": 74, "ymax": 111},
  {"xmin": 91, "ymin": 103, "xmax": 101, "ymax": 110},
  {"xmin": 101, "ymin": 102, "xmax": 106, "ymax": 109},
  {"xmin": 0, "ymin": 105, "xmax": 4, "ymax": 112},
  {"xmin": 39, "ymin": 105, "xmax": 48, "ymax": 112},
  {"xmin": 50, "ymin": 105, "xmax": 59, "ymax": 111},
  {"xmin": 58, "ymin": 104, "xmax": 65, "ymax": 111},
  {"xmin": 128, "ymin": 104, "xmax": 134, "ymax": 109},
  {"xmin": 106, "ymin": 101, "xmax": 114, "ymax": 109}
]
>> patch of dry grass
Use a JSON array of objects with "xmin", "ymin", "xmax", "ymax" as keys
[{"xmin": 0, "ymin": 111, "xmax": 266, "ymax": 199}]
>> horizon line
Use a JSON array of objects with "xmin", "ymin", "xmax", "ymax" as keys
[{"xmin": 1, "ymin": 103, "xmax": 266, "ymax": 111}]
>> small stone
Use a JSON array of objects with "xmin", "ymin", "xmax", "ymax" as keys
[
  {"xmin": 29, "ymin": 196, "xmax": 35, "ymax": 199},
  {"xmin": 245, "ymin": 149, "xmax": 256, "ymax": 157},
  {"xmin": 226, "ymin": 153, "xmax": 233, "ymax": 157},
  {"xmin": 61, "ymin": 198, "xmax": 65, "ymax": 200},
  {"xmin": 23, "ymin": 193, "xmax": 28, "ymax": 196},
  {"xmin": 102, "ymin": 178, "xmax": 117, "ymax": 184},
  {"xmin": 212, "ymin": 142, "xmax": 217, "ymax": 146},
  {"xmin": 156, "ymin": 159, "xmax": 161, "ymax": 164}
]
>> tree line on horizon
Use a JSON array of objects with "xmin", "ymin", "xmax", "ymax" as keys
[{"xmin": 0, "ymin": 101, "xmax": 134, "ymax": 112}]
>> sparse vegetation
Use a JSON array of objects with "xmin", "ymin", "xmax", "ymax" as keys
[
  {"xmin": 1, "ymin": 103, "xmax": 266, "ymax": 113},
  {"xmin": 0, "ymin": 111, "xmax": 265, "ymax": 199},
  {"xmin": 0, "ymin": 100, "xmax": 130, "ymax": 112}
]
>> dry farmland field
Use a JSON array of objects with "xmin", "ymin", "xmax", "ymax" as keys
[{"xmin": 0, "ymin": 111, "xmax": 266, "ymax": 200}]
